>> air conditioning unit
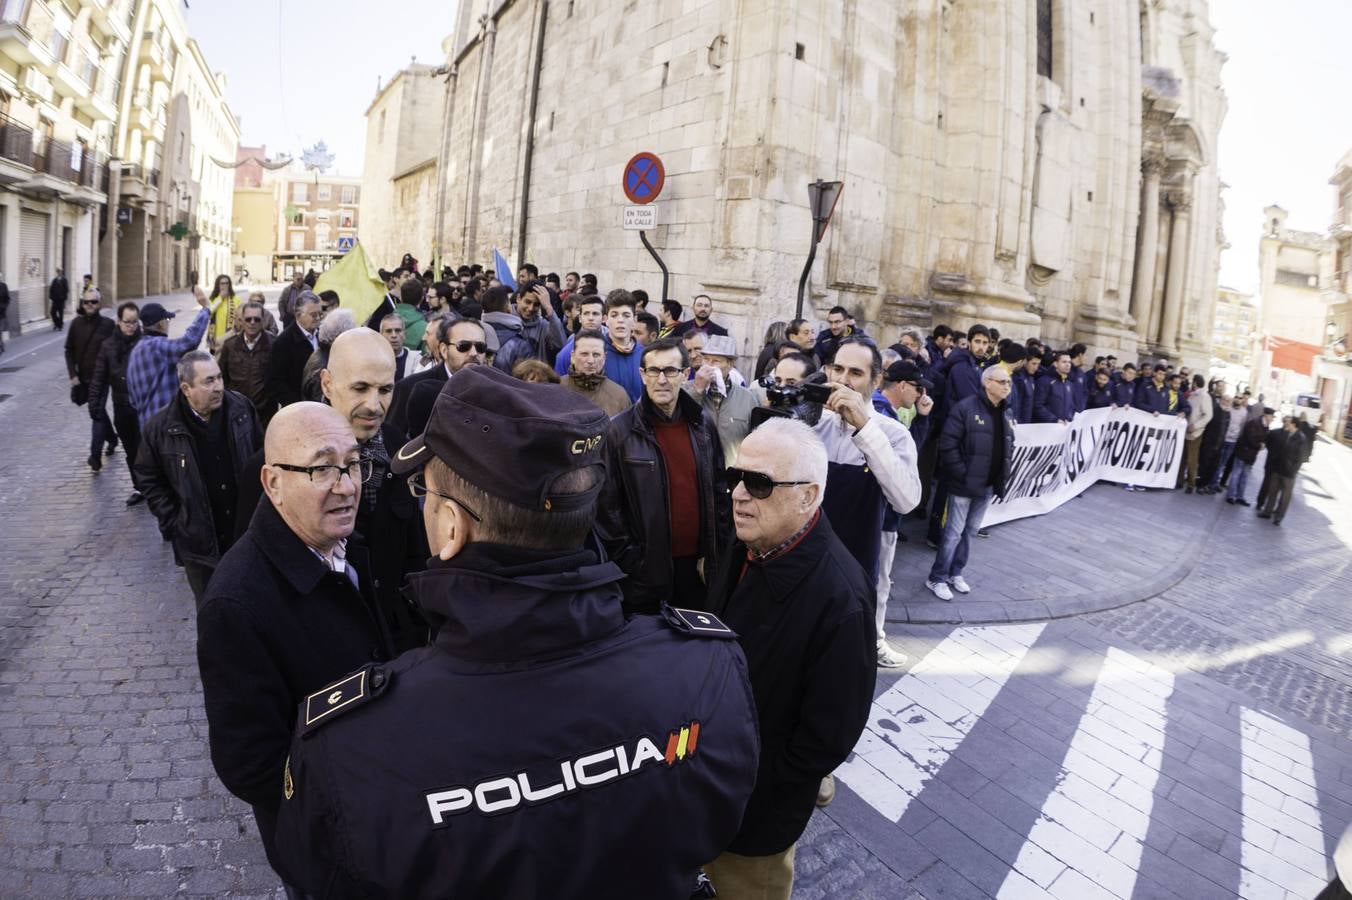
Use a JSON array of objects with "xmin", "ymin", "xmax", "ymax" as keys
[{"xmin": 22, "ymin": 67, "xmax": 54, "ymax": 104}]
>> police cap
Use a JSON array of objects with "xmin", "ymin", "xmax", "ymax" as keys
[{"xmin": 391, "ymin": 364, "xmax": 609, "ymax": 512}]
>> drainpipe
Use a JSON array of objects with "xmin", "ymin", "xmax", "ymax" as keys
[
  {"xmin": 464, "ymin": 15, "xmax": 497, "ymax": 260},
  {"xmin": 515, "ymin": 0, "xmax": 549, "ymax": 269},
  {"xmin": 433, "ymin": 61, "xmax": 457, "ymax": 272}
]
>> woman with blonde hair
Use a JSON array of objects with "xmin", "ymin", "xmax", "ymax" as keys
[{"xmin": 206, "ymin": 274, "xmax": 241, "ymax": 351}]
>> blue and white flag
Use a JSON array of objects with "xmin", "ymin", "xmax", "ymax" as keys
[{"xmin": 493, "ymin": 248, "xmax": 518, "ymax": 291}]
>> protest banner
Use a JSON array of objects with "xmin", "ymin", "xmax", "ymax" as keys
[{"xmin": 983, "ymin": 406, "xmax": 1186, "ymax": 527}]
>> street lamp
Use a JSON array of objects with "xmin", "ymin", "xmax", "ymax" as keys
[{"xmin": 795, "ymin": 179, "xmax": 844, "ymax": 320}]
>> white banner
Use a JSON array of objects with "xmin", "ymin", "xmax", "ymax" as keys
[{"xmin": 983, "ymin": 406, "xmax": 1186, "ymax": 527}]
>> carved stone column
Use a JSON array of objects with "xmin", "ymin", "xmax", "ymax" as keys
[
  {"xmin": 1159, "ymin": 188, "xmax": 1193, "ymax": 355},
  {"xmin": 1130, "ymin": 155, "xmax": 1166, "ymax": 342}
]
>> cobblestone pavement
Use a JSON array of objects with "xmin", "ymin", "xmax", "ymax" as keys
[{"xmin": 2, "ymin": 293, "xmax": 1351, "ymax": 898}]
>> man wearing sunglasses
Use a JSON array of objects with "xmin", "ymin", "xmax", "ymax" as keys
[
  {"xmin": 274, "ymin": 366, "xmax": 759, "ymax": 897},
  {"xmin": 393, "ymin": 317, "xmax": 491, "ymax": 441},
  {"xmin": 598, "ymin": 338, "xmax": 731, "ymax": 613},
  {"xmin": 88, "ymin": 302, "xmax": 146, "ymax": 504},
  {"xmin": 702, "ymin": 418, "xmax": 876, "ymax": 898},
  {"xmin": 65, "ymin": 288, "xmax": 117, "ymax": 470},
  {"xmin": 218, "ymin": 301, "xmax": 277, "ymax": 422},
  {"xmin": 198, "ymin": 402, "xmax": 394, "ymax": 895}
]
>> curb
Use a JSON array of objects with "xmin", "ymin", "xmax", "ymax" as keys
[{"xmin": 887, "ymin": 491, "xmax": 1227, "ymax": 626}]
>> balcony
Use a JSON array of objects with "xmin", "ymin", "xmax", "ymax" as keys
[
  {"xmin": 0, "ymin": 18, "xmax": 53, "ymax": 67},
  {"xmin": 50, "ymin": 55, "xmax": 88, "ymax": 99},
  {"xmin": 0, "ymin": 113, "xmax": 34, "ymax": 183},
  {"xmin": 88, "ymin": 0, "xmax": 131, "ymax": 45},
  {"xmin": 74, "ymin": 65, "xmax": 118, "ymax": 122},
  {"xmin": 139, "ymin": 33, "xmax": 171, "ymax": 82},
  {"xmin": 120, "ymin": 161, "xmax": 148, "ymax": 200}
]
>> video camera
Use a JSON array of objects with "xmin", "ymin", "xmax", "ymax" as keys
[{"xmin": 749, "ymin": 371, "xmax": 834, "ymax": 430}]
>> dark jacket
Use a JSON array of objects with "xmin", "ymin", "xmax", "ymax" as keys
[
  {"xmin": 197, "ymin": 497, "xmax": 397, "ymax": 874},
  {"xmin": 940, "ymin": 392, "xmax": 1017, "ymax": 499},
  {"xmin": 1110, "ymin": 378, "xmax": 1139, "ymax": 408},
  {"xmin": 274, "ymin": 543, "xmax": 759, "ymax": 899},
  {"xmin": 1069, "ymin": 366, "xmax": 1089, "ymax": 413},
  {"xmin": 49, "ymin": 275, "xmax": 69, "ymax": 305},
  {"xmin": 943, "ymin": 347, "xmax": 984, "ymax": 405},
  {"xmin": 387, "ymin": 363, "xmax": 447, "ymax": 439},
  {"xmin": 217, "ymin": 331, "xmax": 275, "ymax": 415},
  {"xmin": 134, "ymin": 391, "xmax": 261, "ymax": 567},
  {"xmin": 483, "ymin": 310, "xmax": 536, "ymax": 376},
  {"xmin": 234, "ymin": 423, "xmax": 429, "ymax": 653},
  {"xmin": 812, "ymin": 326, "xmax": 864, "ymax": 366},
  {"xmin": 1264, "ymin": 428, "xmax": 1307, "ymax": 477},
  {"xmin": 1201, "ymin": 398, "xmax": 1229, "ymax": 456},
  {"xmin": 704, "ymin": 512, "xmax": 876, "ymax": 856},
  {"xmin": 265, "ymin": 323, "xmax": 317, "ymax": 409},
  {"xmin": 65, "ymin": 310, "xmax": 115, "ymax": 382},
  {"xmin": 1033, "ymin": 371, "xmax": 1076, "ymax": 423},
  {"xmin": 88, "ymin": 328, "xmax": 140, "ymax": 413},
  {"xmin": 1086, "ymin": 380, "xmax": 1114, "ymax": 409},
  {"xmin": 596, "ymin": 391, "xmax": 731, "ymax": 615},
  {"xmin": 1235, "ymin": 417, "xmax": 1268, "ymax": 465},
  {"xmin": 1010, "ymin": 368, "xmax": 1037, "ymax": 423},
  {"xmin": 1134, "ymin": 379, "xmax": 1189, "ymax": 417}
]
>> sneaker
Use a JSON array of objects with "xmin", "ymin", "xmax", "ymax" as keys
[
  {"xmin": 877, "ymin": 641, "xmax": 908, "ymax": 668},
  {"xmin": 926, "ymin": 580, "xmax": 954, "ymax": 601},
  {"xmin": 125, "ymin": 490, "xmax": 144, "ymax": 506},
  {"xmin": 1225, "ymin": 498, "xmax": 1235, "ymax": 505},
  {"xmin": 87, "ymin": 454, "xmax": 102, "ymax": 473},
  {"xmin": 816, "ymin": 775, "xmax": 836, "ymax": 808},
  {"xmin": 950, "ymin": 576, "xmax": 972, "ymax": 594}
]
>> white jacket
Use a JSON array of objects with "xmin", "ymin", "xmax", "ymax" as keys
[
  {"xmin": 812, "ymin": 407, "xmax": 922, "ymax": 515},
  {"xmin": 1186, "ymin": 389, "xmax": 1213, "ymax": 440}
]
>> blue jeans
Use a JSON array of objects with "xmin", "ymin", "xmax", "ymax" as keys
[
  {"xmin": 1226, "ymin": 459, "xmax": 1251, "ymax": 501},
  {"xmin": 1209, "ymin": 441, "xmax": 1236, "ymax": 489},
  {"xmin": 929, "ymin": 491, "xmax": 992, "ymax": 582}
]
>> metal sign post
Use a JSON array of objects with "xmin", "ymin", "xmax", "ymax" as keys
[
  {"xmin": 795, "ymin": 179, "xmax": 844, "ymax": 320},
  {"xmin": 623, "ymin": 152, "xmax": 669, "ymax": 303}
]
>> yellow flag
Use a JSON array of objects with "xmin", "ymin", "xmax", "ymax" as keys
[{"xmin": 316, "ymin": 241, "xmax": 387, "ymax": 326}]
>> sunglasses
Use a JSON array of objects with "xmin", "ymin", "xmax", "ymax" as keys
[
  {"xmin": 242, "ymin": 316, "xmax": 262, "ymax": 323},
  {"xmin": 82, "ymin": 300, "xmax": 100, "ymax": 306},
  {"xmin": 452, "ymin": 341, "xmax": 488, "ymax": 354},
  {"xmin": 726, "ymin": 466, "xmax": 812, "ymax": 500}
]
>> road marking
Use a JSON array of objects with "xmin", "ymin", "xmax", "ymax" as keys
[
  {"xmin": 836, "ymin": 623, "xmax": 1045, "ymax": 822},
  {"xmin": 997, "ymin": 647, "xmax": 1175, "ymax": 899},
  {"xmin": 1238, "ymin": 707, "xmax": 1329, "ymax": 899}
]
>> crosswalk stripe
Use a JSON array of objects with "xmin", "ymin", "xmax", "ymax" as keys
[
  {"xmin": 836, "ymin": 623, "xmax": 1046, "ymax": 822},
  {"xmin": 1238, "ymin": 707, "xmax": 1329, "ymax": 899},
  {"xmin": 996, "ymin": 647, "xmax": 1175, "ymax": 899}
]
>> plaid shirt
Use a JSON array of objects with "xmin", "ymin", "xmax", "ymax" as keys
[{"xmin": 127, "ymin": 308, "xmax": 210, "ymax": 428}]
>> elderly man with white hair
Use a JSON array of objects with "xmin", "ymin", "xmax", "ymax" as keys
[{"xmin": 702, "ymin": 417, "xmax": 877, "ymax": 900}]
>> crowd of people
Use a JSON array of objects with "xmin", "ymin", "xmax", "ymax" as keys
[{"xmin": 55, "ymin": 255, "xmax": 1321, "ymax": 899}]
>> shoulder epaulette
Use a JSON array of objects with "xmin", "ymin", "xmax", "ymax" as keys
[
  {"xmin": 662, "ymin": 606, "xmax": 737, "ymax": 640},
  {"xmin": 300, "ymin": 665, "xmax": 391, "ymax": 736}
]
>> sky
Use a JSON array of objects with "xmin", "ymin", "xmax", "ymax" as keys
[
  {"xmin": 1211, "ymin": 0, "xmax": 1352, "ymax": 294},
  {"xmin": 182, "ymin": 1, "xmax": 1349, "ymax": 297},
  {"xmin": 184, "ymin": 0, "xmax": 456, "ymax": 177}
]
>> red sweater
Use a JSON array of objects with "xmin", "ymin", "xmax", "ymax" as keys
[{"xmin": 651, "ymin": 415, "xmax": 700, "ymax": 558}]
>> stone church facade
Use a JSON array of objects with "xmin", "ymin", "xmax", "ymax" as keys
[{"xmin": 431, "ymin": 0, "xmax": 1225, "ymax": 367}]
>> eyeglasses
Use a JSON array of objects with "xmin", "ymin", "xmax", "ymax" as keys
[
  {"xmin": 242, "ymin": 316, "xmax": 262, "ymax": 323},
  {"xmin": 82, "ymin": 300, "xmax": 100, "ymax": 306},
  {"xmin": 271, "ymin": 457, "xmax": 372, "ymax": 487},
  {"xmin": 451, "ymin": 341, "xmax": 488, "ymax": 354},
  {"xmin": 407, "ymin": 471, "xmax": 481, "ymax": 521},
  {"xmin": 726, "ymin": 466, "xmax": 812, "ymax": 500},
  {"xmin": 987, "ymin": 378, "xmax": 1012, "ymax": 386},
  {"xmin": 641, "ymin": 366, "xmax": 686, "ymax": 381}
]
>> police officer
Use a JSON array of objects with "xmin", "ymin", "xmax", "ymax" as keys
[{"xmin": 274, "ymin": 365, "xmax": 760, "ymax": 898}]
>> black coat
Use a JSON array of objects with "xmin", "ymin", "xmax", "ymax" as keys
[
  {"xmin": 1235, "ymin": 417, "xmax": 1268, "ymax": 465},
  {"xmin": 265, "ymin": 324, "xmax": 316, "ymax": 409},
  {"xmin": 1201, "ymin": 400, "xmax": 1229, "ymax": 456},
  {"xmin": 596, "ymin": 391, "xmax": 731, "ymax": 615},
  {"xmin": 49, "ymin": 275, "xmax": 69, "ymax": 305},
  {"xmin": 1266, "ymin": 428, "xmax": 1307, "ymax": 478},
  {"xmin": 198, "ymin": 497, "xmax": 397, "ymax": 874},
  {"xmin": 234, "ymin": 422, "xmax": 430, "ymax": 652},
  {"xmin": 134, "ymin": 391, "xmax": 261, "ymax": 567},
  {"xmin": 704, "ymin": 512, "xmax": 877, "ymax": 856},
  {"xmin": 65, "ymin": 310, "xmax": 114, "ymax": 382},
  {"xmin": 940, "ymin": 393, "xmax": 1017, "ymax": 499},
  {"xmin": 386, "ymin": 363, "xmax": 447, "ymax": 440},
  {"xmin": 273, "ymin": 543, "xmax": 759, "ymax": 898},
  {"xmin": 88, "ymin": 328, "xmax": 140, "ymax": 412}
]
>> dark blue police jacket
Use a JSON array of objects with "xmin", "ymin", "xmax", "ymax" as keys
[{"xmin": 274, "ymin": 543, "xmax": 759, "ymax": 900}]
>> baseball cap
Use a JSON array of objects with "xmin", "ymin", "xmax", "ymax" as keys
[
  {"xmin": 140, "ymin": 303, "xmax": 176, "ymax": 328},
  {"xmin": 391, "ymin": 365, "xmax": 609, "ymax": 512},
  {"xmin": 884, "ymin": 359, "xmax": 934, "ymax": 390}
]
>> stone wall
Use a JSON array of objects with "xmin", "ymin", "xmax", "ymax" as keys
[{"xmin": 434, "ymin": 0, "xmax": 1225, "ymax": 368}]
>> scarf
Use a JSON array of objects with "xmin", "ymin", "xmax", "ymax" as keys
[
  {"xmin": 361, "ymin": 429, "xmax": 389, "ymax": 514},
  {"xmin": 569, "ymin": 368, "xmax": 605, "ymax": 391}
]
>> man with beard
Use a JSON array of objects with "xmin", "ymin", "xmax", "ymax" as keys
[
  {"xmin": 560, "ymin": 329, "xmax": 631, "ymax": 416},
  {"xmin": 671, "ymin": 293, "xmax": 729, "ymax": 338},
  {"xmin": 516, "ymin": 281, "xmax": 566, "ymax": 367},
  {"xmin": 135, "ymin": 351, "xmax": 262, "ymax": 604},
  {"xmin": 403, "ymin": 318, "xmax": 490, "ymax": 439},
  {"xmin": 89, "ymin": 302, "xmax": 145, "ymax": 504}
]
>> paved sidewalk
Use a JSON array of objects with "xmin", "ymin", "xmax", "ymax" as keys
[{"xmin": 888, "ymin": 479, "xmax": 1224, "ymax": 625}]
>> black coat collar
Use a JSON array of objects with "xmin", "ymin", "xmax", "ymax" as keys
[{"xmin": 248, "ymin": 496, "xmax": 359, "ymax": 598}]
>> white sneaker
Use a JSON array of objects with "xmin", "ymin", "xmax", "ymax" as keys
[
  {"xmin": 950, "ymin": 576, "xmax": 972, "ymax": 594},
  {"xmin": 926, "ymin": 580, "xmax": 954, "ymax": 601},
  {"xmin": 877, "ymin": 641, "xmax": 908, "ymax": 668}
]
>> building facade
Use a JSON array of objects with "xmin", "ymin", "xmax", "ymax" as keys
[
  {"xmin": 97, "ymin": 0, "xmax": 238, "ymax": 304},
  {"xmin": 1211, "ymin": 285, "xmax": 1255, "ymax": 366},
  {"xmin": 360, "ymin": 63, "xmax": 442, "ymax": 271},
  {"xmin": 230, "ymin": 143, "xmax": 275, "ymax": 284},
  {"xmin": 0, "ymin": 0, "xmax": 125, "ymax": 327},
  {"xmin": 432, "ymin": 0, "xmax": 1226, "ymax": 367},
  {"xmin": 274, "ymin": 164, "xmax": 360, "ymax": 280}
]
